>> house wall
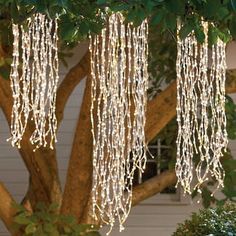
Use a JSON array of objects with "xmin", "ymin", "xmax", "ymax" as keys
[{"xmin": 0, "ymin": 42, "xmax": 236, "ymax": 236}]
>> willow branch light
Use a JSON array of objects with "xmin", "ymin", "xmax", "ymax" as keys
[
  {"xmin": 89, "ymin": 13, "xmax": 148, "ymax": 232},
  {"xmin": 176, "ymin": 21, "xmax": 228, "ymax": 194},
  {"xmin": 9, "ymin": 13, "xmax": 59, "ymax": 150}
]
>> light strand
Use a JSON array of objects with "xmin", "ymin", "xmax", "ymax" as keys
[
  {"xmin": 90, "ymin": 13, "xmax": 148, "ymax": 233},
  {"xmin": 9, "ymin": 13, "xmax": 59, "ymax": 150},
  {"xmin": 176, "ymin": 21, "xmax": 228, "ymax": 194}
]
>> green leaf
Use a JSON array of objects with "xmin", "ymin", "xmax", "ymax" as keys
[
  {"xmin": 49, "ymin": 203, "xmax": 59, "ymax": 212},
  {"xmin": 218, "ymin": 29, "xmax": 231, "ymax": 43},
  {"xmin": 110, "ymin": 4, "xmax": 129, "ymax": 12},
  {"xmin": 58, "ymin": 0, "xmax": 68, "ymax": 8},
  {"xmin": 35, "ymin": 0, "xmax": 48, "ymax": 13},
  {"xmin": 35, "ymin": 212, "xmax": 54, "ymax": 222},
  {"xmin": 60, "ymin": 19, "xmax": 77, "ymax": 42},
  {"xmin": 36, "ymin": 202, "xmax": 47, "ymax": 212},
  {"xmin": 222, "ymin": 159, "xmax": 236, "ymax": 172},
  {"xmin": 229, "ymin": 15, "xmax": 236, "ymax": 40},
  {"xmin": 60, "ymin": 215, "xmax": 76, "ymax": 225},
  {"xmin": 151, "ymin": 10, "xmax": 165, "ymax": 25},
  {"xmin": 231, "ymin": 0, "xmax": 236, "ymax": 11},
  {"xmin": 34, "ymin": 225, "xmax": 44, "ymax": 236},
  {"xmin": 222, "ymin": 187, "xmax": 236, "ymax": 198},
  {"xmin": 145, "ymin": 0, "xmax": 155, "ymax": 13},
  {"xmin": 14, "ymin": 213, "xmax": 31, "ymax": 225},
  {"xmin": 10, "ymin": 0, "xmax": 20, "ymax": 22},
  {"xmin": 179, "ymin": 23, "xmax": 193, "ymax": 39},
  {"xmin": 63, "ymin": 226, "xmax": 72, "ymax": 234},
  {"xmin": 201, "ymin": 187, "xmax": 214, "ymax": 208},
  {"xmin": 44, "ymin": 223, "xmax": 56, "ymax": 233},
  {"xmin": 165, "ymin": 0, "xmax": 185, "ymax": 15},
  {"xmin": 203, "ymin": 0, "xmax": 222, "ymax": 18},
  {"xmin": 51, "ymin": 229, "xmax": 60, "ymax": 236},
  {"xmin": 25, "ymin": 223, "xmax": 37, "ymax": 235},
  {"xmin": 165, "ymin": 13, "xmax": 176, "ymax": 31},
  {"xmin": 194, "ymin": 26, "xmax": 205, "ymax": 44},
  {"xmin": 208, "ymin": 25, "xmax": 218, "ymax": 45},
  {"xmin": 96, "ymin": 0, "xmax": 106, "ymax": 5},
  {"xmin": 73, "ymin": 224, "xmax": 92, "ymax": 233},
  {"xmin": 12, "ymin": 203, "xmax": 26, "ymax": 213}
]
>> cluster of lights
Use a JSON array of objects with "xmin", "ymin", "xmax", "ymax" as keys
[
  {"xmin": 9, "ymin": 13, "xmax": 59, "ymax": 150},
  {"xmin": 89, "ymin": 13, "xmax": 148, "ymax": 233},
  {"xmin": 7, "ymin": 9, "xmax": 230, "ymax": 234},
  {"xmin": 176, "ymin": 21, "xmax": 228, "ymax": 194}
]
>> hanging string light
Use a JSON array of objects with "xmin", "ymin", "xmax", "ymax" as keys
[
  {"xmin": 89, "ymin": 13, "xmax": 148, "ymax": 232},
  {"xmin": 176, "ymin": 20, "xmax": 228, "ymax": 194},
  {"xmin": 9, "ymin": 13, "xmax": 59, "ymax": 150}
]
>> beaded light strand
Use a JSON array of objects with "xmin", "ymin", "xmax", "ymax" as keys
[
  {"xmin": 176, "ymin": 21, "xmax": 228, "ymax": 194},
  {"xmin": 89, "ymin": 13, "xmax": 148, "ymax": 233},
  {"xmin": 9, "ymin": 13, "xmax": 59, "ymax": 150}
]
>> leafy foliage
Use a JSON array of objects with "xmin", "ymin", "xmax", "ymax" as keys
[
  {"xmin": 0, "ymin": 0, "xmax": 235, "ymax": 78},
  {"xmin": 12, "ymin": 202, "xmax": 100, "ymax": 236},
  {"xmin": 172, "ymin": 202, "xmax": 236, "ymax": 236},
  {"xmin": 0, "ymin": 0, "xmax": 235, "ymax": 45}
]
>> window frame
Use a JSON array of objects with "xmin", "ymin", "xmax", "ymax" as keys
[{"xmin": 136, "ymin": 139, "xmax": 191, "ymax": 205}]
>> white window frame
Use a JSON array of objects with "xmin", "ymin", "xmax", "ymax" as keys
[{"xmin": 137, "ymin": 139, "xmax": 191, "ymax": 205}]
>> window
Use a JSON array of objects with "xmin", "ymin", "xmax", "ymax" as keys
[{"xmin": 133, "ymin": 139, "xmax": 190, "ymax": 205}]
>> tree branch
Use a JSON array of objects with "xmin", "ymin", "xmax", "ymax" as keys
[
  {"xmin": 132, "ymin": 170, "xmax": 177, "ymax": 206},
  {"xmin": 0, "ymin": 182, "xmax": 16, "ymax": 234},
  {"xmin": 226, "ymin": 69, "xmax": 236, "ymax": 94},
  {"xmin": 146, "ymin": 81, "xmax": 177, "ymax": 142},
  {"xmin": 56, "ymin": 51, "xmax": 90, "ymax": 124},
  {"xmin": 61, "ymin": 74, "xmax": 93, "ymax": 222}
]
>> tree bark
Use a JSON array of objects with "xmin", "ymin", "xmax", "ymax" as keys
[
  {"xmin": 61, "ymin": 74, "xmax": 93, "ymax": 222},
  {"xmin": 0, "ymin": 182, "xmax": 17, "ymax": 235},
  {"xmin": 226, "ymin": 69, "xmax": 236, "ymax": 94},
  {"xmin": 132, "ymin": 170, "xmax": 177, "ymax": 206},
  {"xmin": 146, "ymin": 81, "xmax": 177, "ymax": 142}
]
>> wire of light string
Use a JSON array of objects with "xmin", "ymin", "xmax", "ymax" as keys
[
  {"xmin": 176, "ymin": 20, "xmax": 228, "ymax": 195},
  {"xmin": 89, "ymin": 12, "xmax": 149, "ymax": 233},
  {"xmin": 9, "ymin": 13, "xmax": 59, "ymax": 150}
]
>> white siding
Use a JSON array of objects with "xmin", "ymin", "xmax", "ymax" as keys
[{"xmin": 0, "ymin": 42, "xmax": 236, "ymax": 236}]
